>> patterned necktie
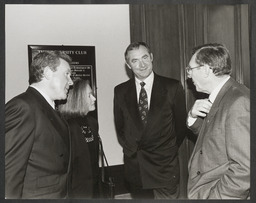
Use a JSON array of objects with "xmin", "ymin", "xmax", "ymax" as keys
[{"xmin": 138, "ymin": 82, "xmax": 148, "ymax": 125}]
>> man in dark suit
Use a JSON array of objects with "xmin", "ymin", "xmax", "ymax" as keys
[
  {"xmin": 186, "ymin": 43, "xmax": 250, "ymax": 199},
  {"xmin": 5, "ymin": 51, "xmax": 73, "ymax": 199},
  {"xmin": 114, "ymin": 42, "xmax": 188, "ymax": 199}
]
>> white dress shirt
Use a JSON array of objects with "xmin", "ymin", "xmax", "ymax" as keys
[
  {"xmin": 187, "ymin": 76, "xmax": 230, "ymax": 126},
  {"xmin": 30, "ymin": 85, "xmax": 55, "ymax": 109},
  {"xmin": 135, "ymin": 71, "xmax": 154, "ymax": 109}
]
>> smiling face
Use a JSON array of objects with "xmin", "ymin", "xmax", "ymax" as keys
[
  {"xmin": 49, "ymin": 58, "xmax": 73, "ymax": 100},
  {"xmin": 126, "ymin": 45, "xmax": 153, "ymax": 80}
]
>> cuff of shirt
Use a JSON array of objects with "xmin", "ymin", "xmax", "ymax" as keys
[{"xmin": 187, "ymin": 111, "xmax": 197, "ymax": 126}]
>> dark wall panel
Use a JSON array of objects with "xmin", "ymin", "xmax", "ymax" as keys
[{"xmin": 129, "ymin": 4, "xmax": 250, "ymax": 199}]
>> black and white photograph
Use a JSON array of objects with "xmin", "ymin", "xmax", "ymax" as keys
[{"xmin": 1, "ymin": 0, "xmax": 255, "ymax": 202}]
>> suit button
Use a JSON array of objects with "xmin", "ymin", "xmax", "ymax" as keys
[
  {"xmin": 197, "ymin": 171, "xmax": 201, "ymax": 175},
  {"xmin": 59, "ymin": 153, "xmax": 64, "ymax": 157},
  {"xmin": 200, "ymin": 150, "xmax": 203, "ymax": 154}
]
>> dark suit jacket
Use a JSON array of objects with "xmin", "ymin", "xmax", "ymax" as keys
[
  {"xmin": 114, "ymin": 73, "xmax": 187, "ymax": 189},
  {"xmin": 187, "ymin": 77, "xmax": 250, "ymax": 199},
  {"xmin": 67, "ymin": 116, "xmax": 99, "ymax": 198},
  {"xmin": 5, "ymin": 87, "xmax": 71, "ymax": 199}
]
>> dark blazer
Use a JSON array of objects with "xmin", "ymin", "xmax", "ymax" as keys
[
  {"xmin": 67, "ymin": 116, "xmax": 99, "ymax": 198},
  {"xmin": 114, "ymin": 73, "xmax": 187, "ymax": 189},
  {"xmin": 5, "ymin": 87, "xmax": 70, "ymax": 199},
  {"xmin": 187, "ymin": 77, "xmax": 250, "ymax": 199}
]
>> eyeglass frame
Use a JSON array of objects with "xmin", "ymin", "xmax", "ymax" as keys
[{"xmin": 185, "ymin": 64, "xmax": 204, "ymax": 74}]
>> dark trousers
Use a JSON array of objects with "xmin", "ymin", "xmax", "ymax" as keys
[
  {"xmin": 129, "ymin": 186, "xmax": 154, "ymax": 199},
  {"xmin": 128, "ymin": 183, "xmax": 179, "ymax": 199},
  {"xmin": 153, "ymin": 184, "xmax": 179, "ymax": 199}
]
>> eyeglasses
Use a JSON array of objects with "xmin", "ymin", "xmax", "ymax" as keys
[{"xmin": 186, "ymin": 65, "xmax": 203, "ymax": 74}]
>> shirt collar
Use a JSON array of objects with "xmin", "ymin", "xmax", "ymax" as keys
[
  {"xmin": 135, "ymin": 71, "xmax": 154, "ymax": 88},
  {"xmin": 30, "ymin": 85, "xmax": 55, "ymax": 109},
  {"xmin": 209, "ymin": 76, "xmax": 230, "ymax": 103}
]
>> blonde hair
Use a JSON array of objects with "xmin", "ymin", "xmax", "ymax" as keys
[{"xmin": 58, "ymin": 78, "xmax": 91, "ymax": 119}]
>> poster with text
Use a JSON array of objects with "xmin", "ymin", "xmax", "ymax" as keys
[{"xmin": 28, "ymin": 45, "xmax": 98, "ymax": 119}]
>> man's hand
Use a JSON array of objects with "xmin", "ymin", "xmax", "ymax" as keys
[{"xmin": 190, "ymin": 99, "xmax": 212, "ymax": 118}]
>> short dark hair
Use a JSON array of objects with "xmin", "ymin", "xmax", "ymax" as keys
[
  {"xmin": 193, "ymin": 43, "xmax": 232, "ymax": 76},
  {"xmin": 124, "ymin": 42, "xmax": 151, "ymax": 61},
  {"xmin": 29, "ymin": 51, "xmax": 72, "ymax": 84}
]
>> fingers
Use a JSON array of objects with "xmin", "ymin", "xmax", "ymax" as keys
[{"xmin": 190, "ymin": 99, "xmax": 212, "ymax": 118}]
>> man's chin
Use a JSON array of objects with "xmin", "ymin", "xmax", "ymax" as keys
[
  {"xmin": 195, "ymin": 86, "xmax": 201, "ymax": 92},
  {"xmin": 58, "ymin": 94, "xmax": 68, "ymax": 101}
]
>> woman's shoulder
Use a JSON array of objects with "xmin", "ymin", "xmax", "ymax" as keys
[
  {"xmin": 86, "ymin": 115, "xmax": 97, "ymax": 122},
  {"xmin": 86, "ymin": 115, "xmax": 99, "ymax": 130}
]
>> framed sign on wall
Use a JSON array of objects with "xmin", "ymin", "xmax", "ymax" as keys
[{"xmin": 28, "ymin": 45, "xmax": 98, "ymax": 119}]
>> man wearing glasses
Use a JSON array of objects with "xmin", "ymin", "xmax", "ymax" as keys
[{"xmin": 186, "ymin": 43, "xmax": 250, "ymax": 199}]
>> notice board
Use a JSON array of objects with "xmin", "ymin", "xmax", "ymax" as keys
[{"xmin": 28, "ymin": 45, "xmax": 97, "ymax": 119}]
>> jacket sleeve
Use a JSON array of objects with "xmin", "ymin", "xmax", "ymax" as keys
[
  {"xmin": 5, "ymin": 99, "xmax": 35, "ymax": 198},
  {"xmin": 114, "ymin": 87, "xmax": 137, "ymax": 157},
  {"xmin": 173, "ymin": 82, "xmax": 190, "ymax": 147},
  {"xmin": 187, "ymin": 117, "xmax": 204, "ymax": 135},
  {"xmin": 208, "ymin": 96, "xmax": 250, "ymax": 199}
]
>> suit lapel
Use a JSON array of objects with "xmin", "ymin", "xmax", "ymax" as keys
[
  {"xmin": 27, "ymin": 87, "xmax": 69, "ymax": 146},
  {"xmin": 209, "ymin": 78, "xmax": 233, "ymax": 109},
  {"xmin": 189, "ymin": 78, "xmax": 233, "ymax": 167},
  {"xmin": 124, "ymin": 75, "xmax": 168, "ymax": 133},
  {"xmin": 200, "ymin": 78, "xmax": 234, "ymax": 133},
  {"xmin": 146, "ymin": 75, "xmax": 167, "ymax": 128},
  {"xmin": 124, "ymin": 79, "xmax": 144, "ymax": 131}
]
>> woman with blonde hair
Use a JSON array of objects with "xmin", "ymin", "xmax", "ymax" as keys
[{"xmin": 58, "ymin": 78, "xmax": 99, "ymax": 198}]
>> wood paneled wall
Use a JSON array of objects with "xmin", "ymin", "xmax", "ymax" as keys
[{"xmin": 129, "ymin": 4, "xmax": 250, "ymax": 198}]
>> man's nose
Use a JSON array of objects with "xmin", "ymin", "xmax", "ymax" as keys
[
  {"xmin": 139, "ymin": 59, "xmax": 145, "ymax": 67},
  {"xmin": 68, "ymin": 77, "xmax": 73, "ymax": 85},
  {"xmin": 92, "ymin": 95, "xmax": 96, "ymax": 101}
]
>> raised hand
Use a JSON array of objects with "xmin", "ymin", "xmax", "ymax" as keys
[{"xmin": 190, "ymin": 99, "xmax": 212, "ymax": 118}]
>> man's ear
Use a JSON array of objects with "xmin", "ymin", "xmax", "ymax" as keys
[
  {"xmin": 150, "ymin": 53, "xmax": 153, "ymax": 62},
  {"xmin": 125, "ymin": 61, "xmax": 132, "ymax": 69},
  {"xmin": 43, "ymin": 66, "xmax": 53, "ymax": 80},
  {"xmin": 203, "ymin": 65, "xmax": 212, "ymax": 78}
]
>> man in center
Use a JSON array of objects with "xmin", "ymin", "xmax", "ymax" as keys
[{"xmin": 114, "ymin": 42, "xmax": 188, "ymax": 199}]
